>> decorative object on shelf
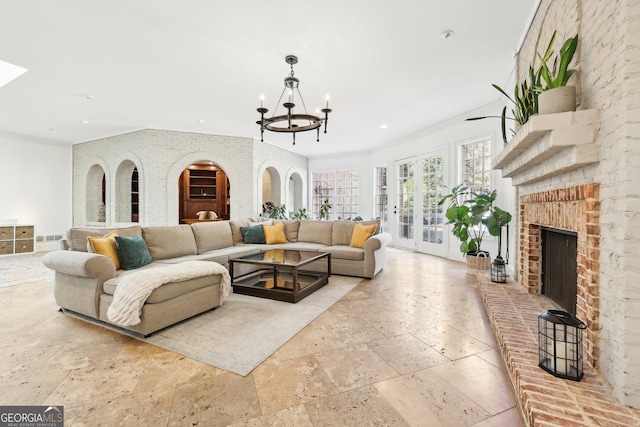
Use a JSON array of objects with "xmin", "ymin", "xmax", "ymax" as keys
[
  {"xmin": 538, "ymin": 309, "xmax": 586, "ymax": 381},
  {"xmin": 466, "ymin": 62, "xmax": 549, "ymax": 144},
  {"xmin": 97, "ymin": 203, "xmax": 106, "ymax": 222},
  {"xmin": 536, "ymin": 32, "xmax": 579, "ymax": 115},
  {"xmin": 256, "ymin": 55, "xmax": 332, "ymax": 145},
  {"xmin": 438, "ymin": 184, "xmax": 512, "ymax": 275}
]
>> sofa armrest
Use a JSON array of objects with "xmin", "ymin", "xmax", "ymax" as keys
[
  {"xmin": 363, "ymin": 232, "xmax": 392, "ymax": 278},
  {"xmin": 42, "ymin": 250, "xmax": 116, "ymax": 281}
]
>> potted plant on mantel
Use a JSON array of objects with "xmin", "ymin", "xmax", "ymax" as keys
[
  {"xmin": 466, "ymin": 31, "xmax": 578, "ymax": 143},
  {"xmin": 536, "ymin": 31, "xmax": 579, "ymax": 115},
  {"xmin": 438, "ymin": 184, "xmax": 512, "ymax": 275}
]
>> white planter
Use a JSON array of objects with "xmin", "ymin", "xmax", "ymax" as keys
[{"xmin": 538, "ymin": 86, "xmax": 577, "ymax": 115}]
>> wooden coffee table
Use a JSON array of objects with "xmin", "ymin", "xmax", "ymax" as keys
[{"xmin": 229, "ymin": 249, "xmax": 331, "ymax": 303}]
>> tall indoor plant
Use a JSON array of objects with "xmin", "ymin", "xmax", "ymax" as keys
[{"xmin": 438, "ymin": 184, "xmax": 512, "ymax": 273}]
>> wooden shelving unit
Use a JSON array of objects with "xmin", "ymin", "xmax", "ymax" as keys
[{"xmin": 179, "ymin": 164, "xmax": 229, "ymax": 222}]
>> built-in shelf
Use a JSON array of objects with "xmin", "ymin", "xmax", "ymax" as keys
[{"xmin": 493, "ymin": 109, "xmax": 600, "ymax": 186}]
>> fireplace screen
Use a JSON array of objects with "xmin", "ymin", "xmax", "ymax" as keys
[{"xmin": 541, "ymin": 227, "xmax": 578, "ymax": 315}]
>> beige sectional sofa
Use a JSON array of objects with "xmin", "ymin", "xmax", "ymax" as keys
[{"xmin": 42, "ymin": 218, "xmax": 391, "ymax": 336}]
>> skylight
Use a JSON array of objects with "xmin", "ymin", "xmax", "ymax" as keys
[{"xmin": 0, "ymin": 59, "xmax": 28, "ymax": 89}]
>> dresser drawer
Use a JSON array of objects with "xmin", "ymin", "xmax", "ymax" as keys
[
  {"xmin": 15, "ymin": 239, "xmax": 34, "ymax": 253},
  {"xmin": 15, "ymin": 226, "xmax": 34, "ymax": 239},
  {"xmin": 0, "ymin": 226, "xmax": 14, "ymax": 240}
]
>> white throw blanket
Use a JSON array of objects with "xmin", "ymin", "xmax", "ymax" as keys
[{"xmin": 107, "ymin": 261, "xmax": 231, "ymax": 327}]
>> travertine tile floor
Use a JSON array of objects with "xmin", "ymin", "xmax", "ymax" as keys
[{"xmin": 0, "ymin": 249, "xmax": 523, "ymax": 426}]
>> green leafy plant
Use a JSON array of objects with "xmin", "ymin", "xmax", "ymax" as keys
[
  {"xmin": 467, "ymin": 36, "xmax": 556, "ymax": 144},
  {"xmin": 319, "ymin": 199, "xmax": 332, "ymax": 220},
  {"xmin": 291, "ymin": 208, "xmax": 310, "ymax": 220},
  {"xmin": 438, "ymin": 184, "xmax": 511, "ymax": 255},
  {"xmin": 536, "ymin": 32, "xmax": 579, "ymax": 90},
  {"xmin": 353, "ymin": 216, "xmax": 363, "ymax": 221},
  {"xmin": 262, "ymin": 202, "xmax": 288, "ymax": 219}
]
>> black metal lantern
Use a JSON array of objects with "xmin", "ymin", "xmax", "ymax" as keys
[
  {"xmin": 491, "ymin": 219, "xmax": 507, "ymax": 283},
  {"xmin": 491, "ymin": 256, "xmax": 507, "ymax": 283},
  {"xmin": 538, "ymin": 310, "xmax": 587, "ymax": 381}
]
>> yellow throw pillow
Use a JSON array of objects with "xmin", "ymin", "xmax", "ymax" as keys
[
  {"xmin": 349, "ymin": 222, "xmax": 377, "ymax": 249},
  {"xmin": 263, "ymin": 222, "xmax": 288, "ymax": 244},
  {"xmin": 87, "ymin": 230, "xmax": 121, "ymax": 269}
]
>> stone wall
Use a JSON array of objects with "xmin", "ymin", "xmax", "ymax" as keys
[
  {"xmin": 72, "ymin": 129, "xmax": 308, "ymax": 226},
  {"xmin": 513, "ymin": 0, "xmax": 640, "ymax": 408}
]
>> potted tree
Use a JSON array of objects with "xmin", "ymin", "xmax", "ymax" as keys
[
  {"xmin": 536, "ymin": 32, "xmax": 579, "ymax": 114},
  {"xmin": 438, "ymin": 184, "xmax": 512, "ymax": 274}
]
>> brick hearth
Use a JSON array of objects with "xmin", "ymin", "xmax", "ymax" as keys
[{"xmin": 477, "ymin": 272, "xmax": 640, "ymax": 426}]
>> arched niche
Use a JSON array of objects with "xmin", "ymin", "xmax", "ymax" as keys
[
  {"xmin": 178, "ymin": 161, "xmax": 230, "ymax": 223},
  {"xmin": 86, "ymin": 164, "xmax": 107, "ymax": 223},
  {"xmin": 115, "ymin": 160, "xmax": 140, "ymax": 223},
  {"xmin": 289, "ymin": 172, "xmax": 304, "ymax": 214},
  {"xmin": 262, "ymin": 166, "xmax": 282, "ymax": 209}
]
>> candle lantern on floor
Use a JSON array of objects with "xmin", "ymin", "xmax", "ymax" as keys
[
  {"xmin": 491, "ymin": 256, "xmax": 506, "ymax": 283},
  {"xmin": 491, "ymin": 217, "xmax": 507, "ymax": 283},
  {"xmin": 538, "ymin": 310, "xmax": 587, "ymax": 381}
]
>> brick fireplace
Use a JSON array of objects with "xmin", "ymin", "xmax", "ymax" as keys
[{"xmin": 519, "ymin": 183, "xmax": 600, "ymax": 366}]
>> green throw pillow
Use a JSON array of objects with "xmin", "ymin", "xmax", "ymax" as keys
[
  {"xmin": 240, "ymin": 224, "xmax": 266, "ymax": 244},
  {"xmin": 115, "ymin": 235, "xmax": 153, "ymax": 270}
]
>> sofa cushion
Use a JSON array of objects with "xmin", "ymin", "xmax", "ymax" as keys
[
  {"xmin": 297, "ymin": 220, "xmax": 333, "ymax": 245},
  {"xmin": 230, "ymin": 220, "xmax": 250, "ymax": 244},
  {"xmin": 324, "ymin": 245, "xmax": 365, "ymax": 261},
  {"xmin": 332, "ymin": 221, "xmax": 356, "ymax": 246},
  {"xmin": 282, "ymin": 219, "xmax": 300, "ymax": 242},
  {"xmin": 87, "ymin": 230, "xmax": 121, "ymax": 270},
  {"xmin": 264, "ymin": 222, "xmax": 288, "ymax": 244},
  {"xmin": 142, "ymin": 225, "xmax": 197, "ymax": 260},
  {"xmin": 240, "ymin": 224, "xmax": 266, "ymax": 244},
  {"xmin": 67, "ymin": 225, "xmax": 142, "ymax": 252},
  {"xmin": 103, "ymin": 273, "xmax": 221, "ymax": 304},
  {"xmin": 350, "ymin": 222, "xmax": 378, "ymax": 248},
  {"xmin": 191, "ymin": 221, "xmax": 234, "ymax": 253},
  {"xmin": 115, "ymin": 235, "xmax": 153, "ymax": 270}
]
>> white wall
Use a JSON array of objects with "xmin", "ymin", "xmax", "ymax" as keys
[
  {"xmin": 310, "ymin": 101, "xmax": 517, "ymax": 264},
  {"xmin": 0, "ymin": 131, "xmax": 72, "ymax": 249},
  {"xmin": 73, "ymin": 129, "xmax": 308, "ymax": 225}
]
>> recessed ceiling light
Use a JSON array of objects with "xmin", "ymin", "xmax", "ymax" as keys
[
  {"xmin": 0, "ymin": 59, "xmax": 28, "ymax": 89},
  {"xmin": 440, "ymin": 30, "xmax": 454, "ymax": 39},
  {"xmin": 82, "ymin": 120, "xmax": 89, "ymax": 124},
  {"xmin": 199, "ymin": 119, "xmax": 206, "ymax": 123},
  {"xmin": 380, "ymin": 124, "xmax": 388, "ymax": 129}
]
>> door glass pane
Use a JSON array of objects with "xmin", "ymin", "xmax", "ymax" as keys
[
  {"xmin": 397, "ymin": 162, "xmax": 414, "ymax": 239},
  {"xmin": 421, "ymin": 155, "xmax": 444, "ymax": 244}
]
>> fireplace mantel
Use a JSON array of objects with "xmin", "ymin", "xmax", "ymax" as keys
[{"xmin": 493, "ymin": 109, "xmax": 600, "ymax": 185}]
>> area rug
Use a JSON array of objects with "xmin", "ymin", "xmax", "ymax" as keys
[{"xmin": 142, "ymin": 275, "xmax": 361, "ymax": 376}]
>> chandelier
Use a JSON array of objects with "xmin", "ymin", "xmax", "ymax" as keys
[{"xmin": 257, "ymin": 55, "xmax": 332, "ymax": 145}]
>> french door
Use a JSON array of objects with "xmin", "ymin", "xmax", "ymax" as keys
[{"xmin": 394, "ymin": 150, "xmax": 447, "ymax": 256}]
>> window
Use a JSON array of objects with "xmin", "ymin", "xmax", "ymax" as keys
[
  {"xmin": 312, "ymin": 170, "xmax": 359, "ymax": 220},
  {"xmin": 461, "ymin": 138, "xmax": 491, "ymax": 193},
  {"xmin": 374, "ymin": 166, "xmax": 388, "ymax": 230}
]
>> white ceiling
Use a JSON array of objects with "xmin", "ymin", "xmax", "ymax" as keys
[{"xmin": 0, "ymin": 1, "xmax": 539, "ymax": 158}]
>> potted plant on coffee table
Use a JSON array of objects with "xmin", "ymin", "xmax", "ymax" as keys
[{"xmin": 438, "ymin": 184, "xmax": 512, "ymax": 275}]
